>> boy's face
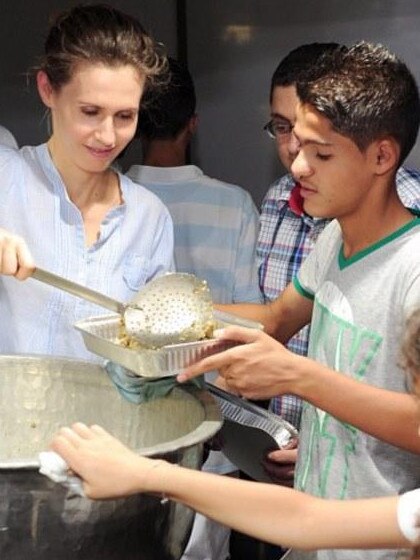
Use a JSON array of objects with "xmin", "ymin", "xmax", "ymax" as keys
[
  {"xmin": 270, "ymin": 85, "xmax": 300, "ymax": 171},
  {"xmin": 290, "ymin": 102, "xmax": 374, "ymax": 220}
]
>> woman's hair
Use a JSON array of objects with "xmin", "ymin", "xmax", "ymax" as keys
[{"xmin": 38, "ymin": 3, "xmax": 167, "ymax": 90}]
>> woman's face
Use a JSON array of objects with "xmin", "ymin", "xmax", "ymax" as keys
[{"xmin": 38, "ymin": 61, "xmax": 144, "ymax": 174}]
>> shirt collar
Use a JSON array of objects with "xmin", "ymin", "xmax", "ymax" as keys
[
  {"xmin": 127, "ymin": 164, "xmax": 204, "ymax": 184},
  {"xmin": 36, "ymin": 143, "xmax": 126, "ymax": 218}
]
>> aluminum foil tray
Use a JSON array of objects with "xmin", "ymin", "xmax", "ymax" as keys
[
  {"xmin": 207, "ymin": 383, "xmax": 298, "ymax": 483},
  {"xmin": 75, "ymin": 310, "xmax": 263, "ymax": 379}
]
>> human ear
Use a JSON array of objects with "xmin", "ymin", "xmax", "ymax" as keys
[
  {"xmin": 371, "ymin": 138, "xmax": 400, "ymax": 176},
  {"xmin": 36, "ymin": 71, "xmax": 55, "ymax": 108},
  {"xmin": 187, "ymin": 114, "xmax": 198, "ymax": 135}
]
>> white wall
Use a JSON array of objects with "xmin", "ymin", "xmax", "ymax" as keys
[{"xmin": 186, "ymin": 0, "xmax": 420, "ymax": 205}]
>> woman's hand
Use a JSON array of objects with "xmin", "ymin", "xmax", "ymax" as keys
[
  {"xmin": 0, "ymin": 228, "xmax": 34, "ymax": 279},
  {"xmin": 51, "ymin": 423, "xmax": 163, "ymax": 499}
]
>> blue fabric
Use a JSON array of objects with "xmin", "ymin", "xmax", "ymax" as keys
[
  {"xmin": 126, "ymin": 165, "xmax": 262, "ymax": 304},
  {"xmin": 126, "ymin": 163, "xmax": 261, "ymax": 477},
  {"xmin": 105, "ymin": 361, "xmax": 205, "ymax": 404},
  {"xmin": 0, "ymin": 144, "xmax": 174, "ymax": 360}
]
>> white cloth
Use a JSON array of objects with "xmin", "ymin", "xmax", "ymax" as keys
[
  {"xmin": 397, "ymin": 489, "xmax": 420, "ymax": 545},
  {"xmin": 39, "ymin": 451, "xmax": 85, "ymax": 497}
]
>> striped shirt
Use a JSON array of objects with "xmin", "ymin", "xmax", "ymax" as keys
[
  {"xmin": 127, "ymin": 165, "xmax": 262, "ymax": 304},
  {"xmin": 257, "ymin": 167, "xmax": 420, "ymax": 428},
  {"xmin": 0, "ymin": 125, "xmax": 18, "ymax": 149},
  {"xmin": 0, "ymin": 144, "xmax": 174, "ymax": 361},
  {"xmin": 127, "ymin": 164, "xmax": 261, "ymax": 476}
]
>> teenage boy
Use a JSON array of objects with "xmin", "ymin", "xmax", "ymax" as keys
[
  {"xmin": 258, "ymin": 42, "xmax": 420, "ymax": 487},
  {"xmin": 180, "ymin": 41, "xmax": 420, "ymax": 560}
]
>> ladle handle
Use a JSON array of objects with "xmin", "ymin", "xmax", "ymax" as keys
[{"xmin": 32, "ymin": 267, "xmax": 125, "ymax": 315}]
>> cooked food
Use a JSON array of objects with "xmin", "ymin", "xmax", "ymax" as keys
[{"xmin": 116, "ymin": 317, "xmax": 216, "ymax": 350}]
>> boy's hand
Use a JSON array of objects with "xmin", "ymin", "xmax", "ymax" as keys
[
  {"xmin": 262, "ymin": 439, "xmax": 298, "ymax": 486},
  {"xmin": 178, "ymin": 326, "xmax": 301, "ymax": 400}
]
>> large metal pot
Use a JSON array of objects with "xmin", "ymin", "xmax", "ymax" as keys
[{"xmin": 0, "ymin": 355, "xmax": 222, "ymax": 560}]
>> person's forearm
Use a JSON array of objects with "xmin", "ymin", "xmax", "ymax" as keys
[
  {"xmin": 215, "ymin": 302, "xmax": 279, "ymax": 335},
  {"xmin": 216, "ymin": 296, "xmax": 310, "ymax": 342},
  {"xmin": 49, "ymin": 424, "xmax": 411, "ymax": 551},
  {"xmin": 148, "ymin": 462, "xmax": 406, "ymax": 550},
  {"xmin": 293, "ymin": 357, "xmax": 420, "ymax": 453}
]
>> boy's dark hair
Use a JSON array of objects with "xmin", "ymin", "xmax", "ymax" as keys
[
  {"xmin": 136, "ymin": 57, "xmax": 196, "ymax": 140},
  {"xmin": 270, "ymin": 42, "xmax": 342, "ymax": 101},
  {"xmin": 296, "ymin": 41, "xmax": 420, "ymax": 166}
]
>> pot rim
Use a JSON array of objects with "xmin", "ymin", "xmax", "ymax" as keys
[{"xmin": 0, "ymin": 354, "xmax": 223, "ymax": 470}]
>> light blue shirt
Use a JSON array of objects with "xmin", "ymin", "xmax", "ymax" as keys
[
  {"xmin": 127, "ymin": 164, "xmax": 262, "ymax": 304},
  {"xmin": 0, "ymin": 125, "xmax": 18, "ymax": 149},
  {"xmin": 0, "ymin": 144, "xmax": 174, "ymax": 360},
  {"xmin": 127, "ymin": 164, "xmax": 261, "ymax": 475}
]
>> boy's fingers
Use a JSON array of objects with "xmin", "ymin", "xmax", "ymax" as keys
[
  {"xmin": 214, "ymin": 326, "xmax": 262, "ymax": 344},
  {"xmin": 177, "ymin": 354, "xmax": 225, "ymax": 382},
  {"xmin": 178, "ymin": 326, "xmax": 261, "ymax": 382}
]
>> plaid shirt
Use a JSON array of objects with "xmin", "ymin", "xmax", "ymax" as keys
[{"xmin": 257, "ymin": 166, "xmax": 420, "ymax": 428}]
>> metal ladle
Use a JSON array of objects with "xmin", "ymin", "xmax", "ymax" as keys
[{"xmin": 31, "ymin": 269, "xmax": 215, "ymax": 348}]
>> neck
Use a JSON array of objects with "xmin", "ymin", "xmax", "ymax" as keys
[
  {"xmin": 340, "ymin": 184, "xmax": 414, "ymax": 258},
  {"xmin": 47, "ymin": 139, "xmax": 119, "ymax": 208},
  {"xmin": 141, "ymin": 133, "xmax": 188, "ymax": 167}
]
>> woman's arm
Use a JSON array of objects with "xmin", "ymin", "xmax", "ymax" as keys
[{"xmin": 51, "ymin": 423, "xmax": 410, "ymax": 551}]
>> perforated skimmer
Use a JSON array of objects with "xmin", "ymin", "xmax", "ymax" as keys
[{"xmin": 30, "ymin": 269, "xmax": 214, "ymax": 348}]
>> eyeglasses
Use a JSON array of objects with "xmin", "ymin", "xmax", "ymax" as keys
[{"xmin": 263, "ymin": 119, "xmax": 293, "ymax": 139}]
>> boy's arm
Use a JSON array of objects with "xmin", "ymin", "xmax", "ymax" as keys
[
  {"xmin": 217, "ymin": 282, "xmax": 314, "ymax": 341},
  {"xmin": 180, "ymin": 325, "xmax": 419, "ymax": 453},
  {"xmin": 292, "ymin": 357, "xmax": 420, "ymax": 454}
]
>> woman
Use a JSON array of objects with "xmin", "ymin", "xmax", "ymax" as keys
[
  {"xmin": 0, "ymin": 4, "xmax": 173, "ymax": 360},
  {"xmin": 51, "ymin": 310, "xmax": 420, "ymax": 555}
]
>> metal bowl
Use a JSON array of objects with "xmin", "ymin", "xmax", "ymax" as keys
[{"xmin": 0, "ymin": 355, "xmax": 222, "ymax": 560}]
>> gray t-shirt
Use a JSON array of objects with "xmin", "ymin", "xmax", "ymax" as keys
[{"xmin": 291, "ymin": 217, "xmax": 420, "ymax": 560}]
